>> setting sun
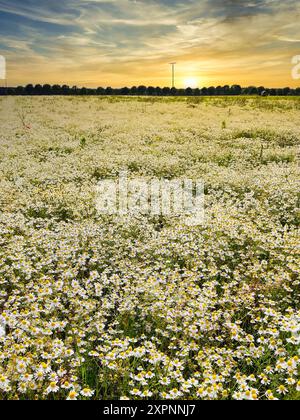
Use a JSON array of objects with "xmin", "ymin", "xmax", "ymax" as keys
[{"xmin": 183, "ymin": 77, "xmax": 199, "ymax": 89}]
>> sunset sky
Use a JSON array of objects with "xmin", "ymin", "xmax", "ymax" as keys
[{"xmin": 0, "ymin": 0, "xmax": 300, "ymax": 88}]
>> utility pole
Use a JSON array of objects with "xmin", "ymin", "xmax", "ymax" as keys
[
  {"xmin": 170, "ymin": 62, "xmax": 176, "ymax": 88},
  {"xmin": 0, "ymin": 55, "xmax": 7, "ymax": 94}
]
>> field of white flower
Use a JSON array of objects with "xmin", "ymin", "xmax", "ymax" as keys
[{"xmin": 0, "ymin": 96, "xmax": 299, "ymax": 400}]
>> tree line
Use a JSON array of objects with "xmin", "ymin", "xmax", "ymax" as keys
[{"xmin": 1, "ymin": 84, "xmax": 300, "ymax": 96}]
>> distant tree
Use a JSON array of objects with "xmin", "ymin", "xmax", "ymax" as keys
[
  {"xmin": 3, "ymin": 83, "xmax": 298, "ymax": 97},
  {"xmin": 25, "ymin": 84, "xmax": 34, "ymax": 95},
  {"xmin": 216, "ymin": 86, "xmax": 224, "ymax": 95},
  {"xmin": 96, "ymin": 87, "xmax": 105, "ymax": 95},
  {"xmin": 207, "ymin": 86, "xmax": 216, "ymax": 95},
  {"xmin": 248, "ymin": 86, "xmax": 258, "ymax": 95},
  {"xmin": 185, "ymin": 87, "xmax": 193, "ymax": 96},
  {"xmin": 42, "ymin": 84, "xmax": 51, "ymax": 95},
  {"xmin": 70, "ymin": 86, "xmax": 78, "ymax": 95},
  {"xmin": 162, "ymin": 87, "xmax": 171, "ymax": 96},
  {"xmin": 257, "ymin": 86, "xmax": 265, "ymax": 95},
  {"xmin": 16, "ymin": 86, "xmax": 24, "ymax": 95},
  {"xmin": 34, "ymin": 84, "xmax": 43, "ymax": 95},
  {"xmin": 231, "ymin": 85, "xmax": 242, "ymax": 95},
  {"xmin": 147, "ymin": 86, "xmax": 156, "ymax": 96},
  {"xmin": 223, "ymin": 85, "xmax": 230, "ymax": 95},
  {"xmin": 137, "ymin": 85, "xmax": 147, "ymax": 95},
  {"xmin": 130, "ymin": 86, "xmax": 137, "ymax": 95},
  {"xmin": 155, "ymin": 87, "xmax": 162, "ymax": 96},
  {"xmin": 120, "ymin": 87, "xmax": 130, "ymax": 95},
  {"xmin": 61, "ymin": 85, "xmax": 70, "ymax": 95},
  {"xmin": 52, "ymin": 85, "xmax": 62, "ymax": 95},
  {"xmin": 170, "ymin": 87, "xmax": 178, "ymax": 96}
]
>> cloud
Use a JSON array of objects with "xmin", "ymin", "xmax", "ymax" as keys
[
  {"xmin": 0, "ymin": 0, "xmax": 299, "ymax": 86},
  {"xmin": 276, "ymin": 36, "xmax": 300, "ymax": 43},
  {"xmin": 0, "ymin": 0, "xmax": 79, "ymax": 25}
]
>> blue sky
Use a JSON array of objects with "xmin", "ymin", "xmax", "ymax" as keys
[{"xmin": 0, "ymin": 0, "xmax": 299, "ymax": 87}]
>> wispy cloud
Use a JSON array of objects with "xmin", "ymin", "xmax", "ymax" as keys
[{"xmin": 0, "ymin": 0, "xmax": 299, "ymax": 86}]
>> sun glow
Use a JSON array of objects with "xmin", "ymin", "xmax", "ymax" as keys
[{"xmin": 183, "ymin": 77, "xmax": 199, "ymax": 88}]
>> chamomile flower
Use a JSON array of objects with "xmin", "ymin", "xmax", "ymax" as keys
[
  {"xmin": 67, "ymin": 391, "xmax": 78, "ymax": 400},
  {"xmin": 81, "ymin": 388, "xmax": 94, "ymax": 397},
  {"xmin": 46, "ymin": 382, "xmax": 59, "ymax": 394},
  {"xmin": 130, "ymin": 389, "xmax": 142, "ymax": 397},
  {"xmin": 277, "ymin": 385, "xmax": 288, "ymax": 395}
]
